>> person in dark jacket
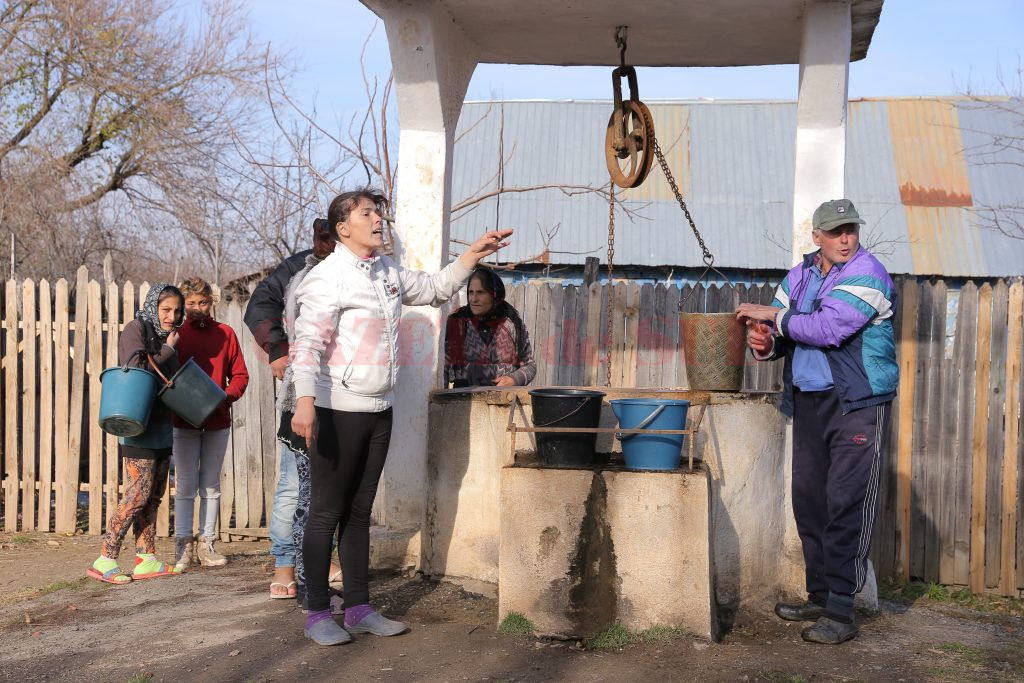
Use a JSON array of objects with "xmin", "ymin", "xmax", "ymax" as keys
[
  {"xmin": 244, "ymin": 249, "xmax": 312, "ymax": 380},
  {"xmin": 244, "ymin": 236, "xmax": 341, "ymax": 600},
  {"xmin": 737, "ymin": 199, "xmax": 898, "ymax": 646},
  {"xmin": 88, "ymin": 284, "xmax": 184, "ymax": 584}
]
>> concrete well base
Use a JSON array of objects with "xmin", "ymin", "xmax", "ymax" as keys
[{"xmin": 499, "ymin": 465, "xmax": 715, "ymax": 640}]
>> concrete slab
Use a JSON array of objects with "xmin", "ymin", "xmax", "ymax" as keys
[{"xmin": 499, "ymin": 465, "xmax": 714, "ymax": 640}]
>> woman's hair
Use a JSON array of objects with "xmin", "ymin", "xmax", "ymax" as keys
[
  {"xmin": 468, "ymin": 267, "xmax": 506, "ymax": 305},
  {"xmin": 312, "ymin": 218, "xmax": 337, "ymax": 259},
  {"xmin": 178, "ymin": 276, "xmax": 212, "ymax": 299},
  {"xmin": 326, "ymin": 188, "xmax": 389, "ymax": 239}
]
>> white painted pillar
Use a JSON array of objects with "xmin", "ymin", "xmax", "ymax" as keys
[
  {"xmin": 367, "ymin": 0, "xmax": 478, "ymax": 549},
  {"xmin": 791, "ymin": 0, "xmax": 852, "ymax": 262}
]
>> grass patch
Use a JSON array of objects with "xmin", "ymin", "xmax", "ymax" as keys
[
  {"xmin": 755, "ymin": 673, "xmax": 808, "ymax": 683},
  {"xmin": 497, "ymin": 611, "xmax": 536, "ymax": 636},
  {"xmin": 586, "ymin": 623, "xmax": 637, "ymax": 650},
  {"xmin": 878, "ymin": 577, "xmax": 1023, "ymax": 619},
  {"xmin": 38, "ymin": 577, "xmax": 87, "ymax": 596},
  {"xmin": 10, "ymin": 534, "xmax": 33, "ymax": 544},
  {"xmin": 936, "ymin": 642, "xmax": 985, "ymax": 665},
  {"xmin": 639, "ymin": 625, "xmax": 682, "ymax": 645},
  {"xmin": 125, "ymin": 675, "xmax": 152, "ymax": 683}
]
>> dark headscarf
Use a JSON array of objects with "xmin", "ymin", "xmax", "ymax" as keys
[
  {"xmin": 452, "ymin": 267, "xmax": 524, "ymax": 346},
  {"xmin": 136, "ymin": 283, "xmax": 184, "ymax": 354}
]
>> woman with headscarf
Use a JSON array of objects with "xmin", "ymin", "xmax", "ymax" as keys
[
  {"xmin": 444, "ymin": 267, "xmax": 536, "ymax": 388},
  {"xmin": 88, "ymin": 284, "xmax": 185, "ymax": 584}
]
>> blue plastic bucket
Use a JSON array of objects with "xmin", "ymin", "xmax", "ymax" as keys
[
  {"xmin": 98, "ymin": 366, "xmax": 160, "ymax": 437},
  {"xmin": 610, "ymin": 399, "xmax": 690, "ymax": 471}
]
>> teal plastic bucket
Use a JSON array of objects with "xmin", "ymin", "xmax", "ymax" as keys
[
  {"xmin": 610, "ymin": 399, "xmax": 690, "ymax": 471},
  {"xmin": 157, "ymin": 357, "xmax": 228, "ymax": 428},
  {"xmin": 98, "ymin": 366, "xmax": 160, "ymax": 437}
]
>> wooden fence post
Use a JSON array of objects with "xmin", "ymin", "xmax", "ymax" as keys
[
  {"xmin": 21, "ymin": 280, "xmax": 36, "ymax": 530},
  {"xmin": 999, "ymin": 280, "xmax": 1022, "ymax": 596},
  {"xmin": 895, "ymin": 279, "xmax": 918, "ymax": 580},
  {"xmin": 969, "ymin": 283, "xmax": 993, "ymax": 594},
  {"xmin": 38, "ymin": 280, "xmax": 53, "ymax": 532},
  {"xmin": 4, "ymin": 280, "xmax": 19, "ymax": 531},
  {"xmin": 87, "ymin": 279, "xmax": 103, "ymax": 534},
  {"xmin": 65, "ymin": 266, "xmax": 89, "ymax": 534},
  {"xmin": 54, "ymin": 279, "xmax": 73, "ymax": 533}
]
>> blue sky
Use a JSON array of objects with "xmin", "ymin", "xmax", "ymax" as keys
[{"xmin": 246, "ymin": 0, "xmax": 1023, "ymax": 121}]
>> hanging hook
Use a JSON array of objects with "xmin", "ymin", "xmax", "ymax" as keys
[{"xmin": 615, "ymin": 26, "xmax": 628, "ymax": 69}]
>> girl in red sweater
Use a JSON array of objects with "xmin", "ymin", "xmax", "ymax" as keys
[{"xmin": 171, "ymin": 277, "xmax": 249, "ymax": 571}]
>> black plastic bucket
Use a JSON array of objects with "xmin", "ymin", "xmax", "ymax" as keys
[{"xmin": 529, "ymin": 388, "xmax": 606, "ymax": 468}]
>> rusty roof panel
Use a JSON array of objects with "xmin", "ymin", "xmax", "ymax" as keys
[
  {"xmin": 450, "ymin": 98, "xmax": 1024, "ymax": 277},
  {"xmin": 887, "ymin": 99, "xmax": 973, "ymax": 207}
]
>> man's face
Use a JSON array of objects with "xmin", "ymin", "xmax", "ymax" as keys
[{"xmin": 812, "ymin": 223, "xmax": 860, "ymax": 272}]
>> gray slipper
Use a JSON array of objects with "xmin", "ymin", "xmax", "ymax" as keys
[
  {"xmin": 345, "ymin": 610, "xmax": 408, "ymax": 637},
  {"xmin": 304, "ymin": 618, "xmax": 353, "ymax": 646}
]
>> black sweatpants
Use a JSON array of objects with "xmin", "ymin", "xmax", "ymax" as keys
[
  {"xmin": 792, "ymin": 389, "xmax": 890, "ymax": 605},
  {"xmin": 303, "ymin": 406, "xmax": 393, "ymax": 613}
]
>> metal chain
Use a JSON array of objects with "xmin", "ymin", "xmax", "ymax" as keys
[
  {"xmin": 605, "ymin": 180, "xmax": 615, "ymax": 387},
  {"xmin": 648, "ymin": 129, "xmax": 714, "ymax": 268},
  {"xmin": 640, "ymin": 106, "xmax": 733, "ymax": 308}
]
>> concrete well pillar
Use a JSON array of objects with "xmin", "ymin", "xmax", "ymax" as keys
[
  {"xmin": 367, "ymin": 0, "xmax": 478, "ymax": 552},
  {"xmin": 791, "ymin": 0, "xmax": 852, "ymax": 261}
]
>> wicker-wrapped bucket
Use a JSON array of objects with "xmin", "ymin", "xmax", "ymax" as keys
[{"xmin": 680, "ymin": 312, "xmax": 745, "ymax": 391}]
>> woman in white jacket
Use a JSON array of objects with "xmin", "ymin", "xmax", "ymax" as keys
[{"xmin": 290, "ymin": 188, "xmax": 511, "ymax": 645}]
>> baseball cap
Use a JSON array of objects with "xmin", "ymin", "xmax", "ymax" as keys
[{"xmin": 813, "ymin": 199, "xmax": 865, "ymax": 232}]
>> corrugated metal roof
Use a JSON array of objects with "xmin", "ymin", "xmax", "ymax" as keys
[{"xmin": 450, "ymin": 98, "xmax": 1024, "ymax": 276}]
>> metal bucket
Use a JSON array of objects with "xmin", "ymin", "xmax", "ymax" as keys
[
  {"xmin": 680, "ymin": 312, "xmax": 745, "ymax": 391},
  {"xmin": 156, "ymin": 357, "xmax": 228, "ymax": 428},
  {"xmin": 98, "ymin": 366, "xmax": 160, "ymax": 437}
]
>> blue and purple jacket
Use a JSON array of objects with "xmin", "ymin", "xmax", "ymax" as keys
[{"xmin": 764, "ymin": 246, "xmax": 898, "ymax": 416}]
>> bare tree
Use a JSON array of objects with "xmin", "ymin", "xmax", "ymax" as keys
[
  {"xmin": 0, "ymin": 0, "xmax": 274, "ymax": 281},
  {"xmin": 959, "ymin": 56, "xmax": 1024, "ymax": 240}
]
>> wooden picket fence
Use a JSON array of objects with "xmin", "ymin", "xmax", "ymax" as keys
[{"xmin": 0, "ymin": 270, "xmax": 1021, "ymax": 596}]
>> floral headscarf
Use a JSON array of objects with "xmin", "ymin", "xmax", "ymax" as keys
[{"xmin": 136, "ymin": 283, "xmax": 184, "ymax": 343}]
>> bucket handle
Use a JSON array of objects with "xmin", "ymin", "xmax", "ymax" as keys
[
  {"xmin": 533, "ymin": 398, "xmax": 595, "ymax": 428},
  {"xmin": 145, "ymin": 353, "xmax": 174, "ymax": 389},
  {"xmin": 615, "ymin": 404, "xmax": 667, "ymax": 441}
]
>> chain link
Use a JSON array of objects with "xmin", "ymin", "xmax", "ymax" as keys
[
  {"xmin": 646, "ymin": 121, "xmax": 714, "ymax": 269},
  {"xmin": 604, "ymin": 180, "xmax": 615, "ymax": 387}
]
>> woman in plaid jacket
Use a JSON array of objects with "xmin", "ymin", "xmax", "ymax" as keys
[{"xmin": 444, "ymin": 267, "xmax": 536, "ymax": 388}]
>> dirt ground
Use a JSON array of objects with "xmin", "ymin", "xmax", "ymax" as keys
[{"xmin": 1, "ymin": 530, "xmax": 1021, "ymax": 682}]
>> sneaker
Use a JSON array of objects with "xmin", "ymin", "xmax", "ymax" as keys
[
  {"xmin": 801, "ymin": 616, "xmax": 859, "ymax": 644},
  {"xmin": 173, "ymin": 536, "xmax": 195, "ymax": 573},
  {"xmin": 196, "ymin": 535, "xmax": 227, "ymax": 567},
  {"xmin": 344, "ymin": 610, "xmax": 408, "ymax": 637}
]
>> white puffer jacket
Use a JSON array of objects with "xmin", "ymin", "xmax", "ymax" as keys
[{"xmin": 290, "ymin": 243, "xmax": 472, "ymax": 412}]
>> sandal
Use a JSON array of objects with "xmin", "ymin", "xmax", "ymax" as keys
[
  {"xmin": 270, "ymin": 581, "xmax": 298, "ymax": 599},
  {"xmin": 132, "ymin": 554, "xmax": 177, "ymax": 580},
  {"xmin": 87, "ymin": 563, "xmax": 133, "ymax": 585}
]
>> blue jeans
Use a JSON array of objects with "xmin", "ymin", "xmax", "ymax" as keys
[{"xmin": 269, "ymin": 441, "xmax": 300, "ymax": 568}]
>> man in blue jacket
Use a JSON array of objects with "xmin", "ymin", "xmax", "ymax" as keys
[{"xmin": 736, "ymin": 198, "xmax": 898, "ymax": 645}]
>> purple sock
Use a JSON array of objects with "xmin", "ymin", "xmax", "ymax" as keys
[
  {"xmin": 305, "ymin": 608, "xmax": 333, "ymax": 630},
  {"xmin": 344, "ymin": 603, "xmax": 374, "ymax": 628}
]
